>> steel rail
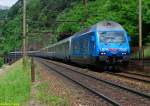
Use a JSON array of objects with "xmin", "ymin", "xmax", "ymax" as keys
[
  {"xmin": 105, "ymin": 71, "xmax": 150, "ymax": 83},
  {"xmin": 124, "ymin": 72, "xmax": 150, "ymax": 78},
  {"xmin": 44, "ymin": 59, "xmax": 150, "ymax": 99},
  {"xmin": 39, "ymin": 60, "xmax": 120, "ymax": 106}
]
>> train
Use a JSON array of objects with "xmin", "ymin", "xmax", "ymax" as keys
[{"xmin": 34, "ymin": 21, "xmax": 131, "ymax": 69}]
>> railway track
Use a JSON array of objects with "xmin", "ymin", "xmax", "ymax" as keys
[
  {"xmin": 44, "ymin": 59, "xmax": 150, "ymax": 99},
  {"xmin": 38, "ymin": 58, "xmax": 150, "ymax": 106},
  {"xmin": 124, "ymin": 71, "xmax": 150, "ymax": 78},
  {"xmin": 105, "ymin": 71, "xmax": 150, "ymax": 83},
  {"xmin": 39, "ymin": 59, "xmax": 120, "ymax": 106}
]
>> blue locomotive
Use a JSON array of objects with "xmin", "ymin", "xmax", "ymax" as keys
[{"xmin": 37, "ymin": 21, "xmax": 131, "ymax": 68}]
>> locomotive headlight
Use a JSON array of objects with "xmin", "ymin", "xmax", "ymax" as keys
[
  {"xmin": 122, "ymin": 53, "xmax": 127, "ymax": 55},
  {"xmin": 101, "ymin": 52, "xmax": 106, "ymax": 55}
]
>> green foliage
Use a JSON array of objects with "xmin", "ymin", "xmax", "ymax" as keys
[
  {"xmin": 0, "ymin": 9, "xmax": 8, "ymax": 19},
  {"xmin": 57, "ymin": 0, "xmax": 150, "ymax": 45},
  {"xmin": 2, "ymin": 15, "xmax": 22, "ymax": 54},
  {"xmin": 143, "ymin": 0, "xmax": 150, "ymax": 24}
]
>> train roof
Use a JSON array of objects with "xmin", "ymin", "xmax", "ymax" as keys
[
  {"xmin": 91, "ymin": 21, "xmax": 124, "ymax": 31},
  {"xmin": 9, "ymin": 51, "xmax": 38, "ymax": 54},
  {"xmin": 39, "ymin": 37, "xmax": 71, "ymax": 51},
  {"xmin": 73, "ymin": 21, "xmax": 125, "ymax": 37}
]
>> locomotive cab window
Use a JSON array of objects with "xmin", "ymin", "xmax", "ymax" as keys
[{"xmin": 99, "ymin": 31, "xmax": 126, "ymax": 43}]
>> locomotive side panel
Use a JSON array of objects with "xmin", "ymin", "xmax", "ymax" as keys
[{"xmin": 70, "ymin": 32, "xmax": 98, "ymax": 65}]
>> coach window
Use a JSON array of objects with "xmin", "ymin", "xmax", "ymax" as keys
[
  {"xmin": 65, "ymin": 42, "xmax": 69, "ymax": 50},
  {"xmin": 73, "ymin": 40, "xmax": 80, "ymax": 53},
  {"xmin": 82, "ymin": 39, "xmax": 89, "ymax": 54}
]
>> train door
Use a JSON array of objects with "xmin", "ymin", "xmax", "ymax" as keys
[
  {"xmin": 63, "ymin": 42, "xmax": 69, "ymax": 60},
  {"xmin": 89, "ymin": 32, "xmax": 97, "ymax": 64},
  {"xmin": 89, "ymin": 32, "xmax": 96, "ymax": 56},
  {"xmin": 82, "ymin": 37, "xmax": 89, "ymax": 56}
]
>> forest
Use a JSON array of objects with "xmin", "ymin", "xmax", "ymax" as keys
[{"xmin": 0, "ymin": 0, "xmax": 150, "ymax": 66}]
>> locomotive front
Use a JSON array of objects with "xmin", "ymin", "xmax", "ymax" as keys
[{"xmin": 97, "ymin": 21, "xmax": 131, "ymax": 66}]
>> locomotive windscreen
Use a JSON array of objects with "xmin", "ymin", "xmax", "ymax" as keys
[{"xmin": 99, "ymin": 31, "xmax": 125, "ymax": 43}]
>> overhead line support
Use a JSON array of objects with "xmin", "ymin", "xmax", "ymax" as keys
[
  {"xmin": 23, "ymin": 0, "xmax": 27, "ymax": 67},
  {"xmin": 139, "ymin": 0, "xmax": 143, "ymax": 60}
]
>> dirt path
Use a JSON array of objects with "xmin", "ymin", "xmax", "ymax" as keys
[
  {"xmin": 0, "ymin": 65, "xmax": 10, "ymax": 76},
  {"xmin": 28, "ymin": 81, "xmax": 46, "ymax": 106}
]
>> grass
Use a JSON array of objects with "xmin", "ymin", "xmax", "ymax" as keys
[
  {"xmin": 0, "ymin": 59, "xmax": 31, "ymax": 106},
  {"xmin": 144, "ymin": 46, "xmax": 150, "ymax": 58}
]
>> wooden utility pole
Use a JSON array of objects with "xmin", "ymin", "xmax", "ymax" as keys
[
  {"xmin": 83, "ymin": 0, "xmax": 88, "ymax": 19},
  {"xmin": 31, "ymin": 57, "xmax": 35, "ymax": 82},
  {"xmin": 23, "ymin": 0, "xmax": 27, "ymax": 65},
  {"xmin": 81, "ymin": 0, "xmax": 88, "ymax": 29},
  {"xmin": 83, "ymin": 0, "xmax": 87, "ymax": 13},
  {"xmin": 139, "ymin": 0, "xmax": 143, "ymax": 60}
]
